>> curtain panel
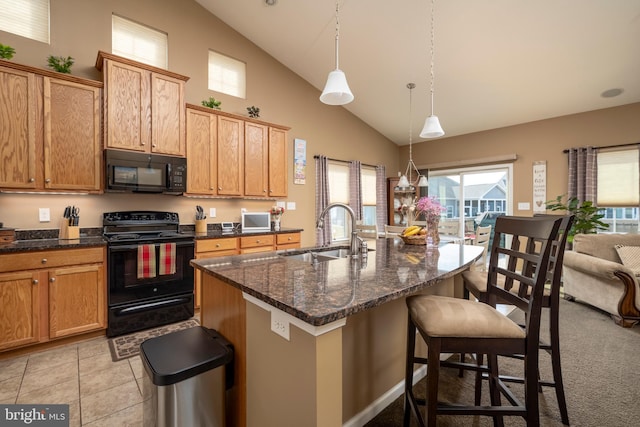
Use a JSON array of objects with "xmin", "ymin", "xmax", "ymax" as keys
[
  {"xmin": 315, "ymin": 155, "xmax": 332, "ymax": 245},
  {"xmin": 567, "ymin": 146, "xmax": 597, "ymax": 203}
]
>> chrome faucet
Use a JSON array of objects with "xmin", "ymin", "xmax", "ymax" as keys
[{"xmin": 315, "ymin": 202, "xmax": 364, "ymax": 257}]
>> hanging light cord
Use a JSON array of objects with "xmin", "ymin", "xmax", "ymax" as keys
[
  {"xmin": 334, "ymin": 2, "xmax": 340, "ymax": 70},
  {"xmin": 406, "ymin": 83, "xmax": 419, "ymax": 183},
  {"xmin": 429, "ymin": 0, "xmax": 436, "ymax": 115}
]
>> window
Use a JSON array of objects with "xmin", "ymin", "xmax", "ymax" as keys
[
  {"xmin": 112, "ymin": 15, "xmax": 168, "ymax": 69},
  {"xmin": 328, "ymin": 162, "xmax": 349, "ymax": 241},
  {"xmin": 208, "ymin": 50, "xmax": 246, "ymax": 98},
  {"xmin": 0, "ymin": 0, "xmax": 49, "ymax": 43},
  {"xmin": 598, "ymin": 147, "xmax": 639, "ymax": 233},
  {"xmin": 361, "ymin": 167, "xmax": 377, "ymax": 226}
]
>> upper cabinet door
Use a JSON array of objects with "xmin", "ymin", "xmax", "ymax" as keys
[
  {"xmin": 151, "ymin": 72, "xmax": 185, "ymax": 156},
  {"xmin": 0, "ymin": 66, "xmax": 37, "ymax": 189},
  {"xmin": 44, "ymin": 78, "xmax": 101, "ymax": 191},
  {"xmin": 186, "ymin": 106, "xmax": 217, "ymax": 195},
  {"xmin": 104, "ymin": 59, "xmax": 151, "ymax": 152},
  {"xmin": 217, "ymin": 115, "xmax": 244, "ymax": 196},
  {"xmin": 244, "ymin": 122, "xmax": 268, "ymax": 197},
  {"xmin": 268, "ymin": 127, "xmax": 288, "ymax": 197}
]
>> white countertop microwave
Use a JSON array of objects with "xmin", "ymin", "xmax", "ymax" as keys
[{"xmin": 241, "ymin": 212, "xmax": 271, "ymax": 233}]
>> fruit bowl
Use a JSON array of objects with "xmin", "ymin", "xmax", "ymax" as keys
[{"xmin": 401, "ymin": 234, "xmax": 426, "ymax": 245}]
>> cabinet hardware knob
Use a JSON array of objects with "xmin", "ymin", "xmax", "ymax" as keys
[
  {"xmin": 218, "ymin": 187, "xmax": 222, "ymax": 190},
  {"xmin": 141, "ymin": 142, "xmax": 146, "ymax": 146},
  {"xmin": 256, "ymin": 240, "xmax": 260, "ymax": 243},
  {"xmin": 50, "ymin": 277, "xmax": 56, "ymax": 282},
  {"xmin": 41, "ymin": 258, "xmax": 47, "ymax": 264},
  {"xmin": 288, "ymin": 237, "xmax": 292, "ymax": 241},
  {"xmin": 152, "ymin": 144, "xmax": 156, "ymax": 148},
  {"xmin": 29, "ymin": 178, "xmax": 35, "ymax": 182},
  {"xmin": 45, "ymin": 178, "xmax": 51, "ymax": 183},
  {"xmin": 215, "ymin": 244, "xmax": 220, "ymax": 248},
  {"xmin": 32, "ymin": 279, "xmax": 39, "ymax": 285}
]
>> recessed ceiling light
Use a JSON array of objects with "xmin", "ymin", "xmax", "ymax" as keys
[
  {"xmin": 265, "ymin": 0, "xmax": 278, "ymax": 5},
  {"xmin": 601, "ymin": 88, "xmax": 624, "ymax": 98}
]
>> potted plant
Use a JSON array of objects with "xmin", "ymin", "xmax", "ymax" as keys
[
  {"xmin": 0, "ymin": 43, "xmax": 16, "ymax": 60},
  {"xmin": 545, "ymin": 195, "xmax": 609, "ymax": 243},
  {"xmin": 201, "ymin": 97, "xmax": 222, "ymax": 110},
  {"xmin": 47, "ymin": 55, "xmax": 74, "ymax": 74}
]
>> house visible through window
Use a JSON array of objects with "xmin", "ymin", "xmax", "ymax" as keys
[
  {"xmin": 112, "ymin": 15, "xmax": 168, "ymax": 69},
  {"xmin": 597, "ymin": 147, "xmax": 639, "ymax": 233},
  {"xmin": 208, "ymin": 50, "xmax": 246, "ymax": 98},
  {"xmin": 0, "ymin": 0, "xmax": 49, "ymax": 44}
]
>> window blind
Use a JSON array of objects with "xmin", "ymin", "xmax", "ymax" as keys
[
  {"xmin": 208, "ymin": 50, "xmax": 246, "ymax": 98},
  {"xmin": 0, "ymin": 0, "xmax": 49, "ymax": 44},
  {"xmin": 597, "ymin": 148, "xmax": 639, "ymax": 206},
  {"xmin": 361, "ymin": 167, "xmax": 377, "ymax": 205},
  {"xmin": 112, "ymin": 15, "xmax": 168, "ymax": 69},
  {"xmin": 328, "ymin": 162, "xmax": 349, "ymax": 204}
]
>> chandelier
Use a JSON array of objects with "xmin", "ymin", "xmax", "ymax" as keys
[{"xmin": 395, "ymin": 83, "xmax": 428, "ymax": 192}]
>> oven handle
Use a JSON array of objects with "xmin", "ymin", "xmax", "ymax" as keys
[
  {"xmin": 114, "ymin": 297, "xmax": 192, "ymax": 316},
  {"xmin": 108, "ymin": 240, "xmax": 194, "ymax": 252}
]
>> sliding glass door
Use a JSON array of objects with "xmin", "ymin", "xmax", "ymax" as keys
[{"xmin": 421, "ymin": 164, "xmax": 513, "ymax": 238}]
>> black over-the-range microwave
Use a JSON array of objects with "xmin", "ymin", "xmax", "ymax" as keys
[{"xmin": 105, "ymin": 149, "xmax": 187, "ymax": 194}]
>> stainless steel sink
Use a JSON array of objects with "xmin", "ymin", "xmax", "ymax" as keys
[
  {"xmin": 283, "ymin": 252, "xmax": 340, "ymax": 262},
  {"xmin": 281, "ymin": 246, "xmax": 372, "ymax": 262}
]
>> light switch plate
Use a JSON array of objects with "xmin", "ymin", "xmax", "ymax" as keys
[
  {"xmin": 286, "ymin": 202, "xmax": 296, "ymax": 210},
  {"xmin": 517, "ymin": 202, "xmax": 531, "ymax": 210},
  {"xmin": 39, "ymin": 208, "xmax": 50, "ymax": 222},
  {"xmin": 209, "ymin": 208, "xmax": 216, "ymax": 218}
]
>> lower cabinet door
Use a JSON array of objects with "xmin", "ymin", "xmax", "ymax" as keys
[
  {"xmin": 49, "ymin": 264, "xmax": 105, "ymax": 338},
  {"xmin": 0, "ymin": 271, "xmax": 40, "ymax": 350}
]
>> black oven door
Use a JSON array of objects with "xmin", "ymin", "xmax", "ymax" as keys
[{"xmin": 107, "ymin": 239, "xmax": 194, "ymax": 306}]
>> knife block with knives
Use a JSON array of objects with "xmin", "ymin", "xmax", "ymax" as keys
[{"xmin": 60, "ymin": 206, "xmax": 80, "ymax": 239}]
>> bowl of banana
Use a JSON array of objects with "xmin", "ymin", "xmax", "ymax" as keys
[{"xmin": 400, "ymin": 225, "xmax": 427, "ymax": 245}]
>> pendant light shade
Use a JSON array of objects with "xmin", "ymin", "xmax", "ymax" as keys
[
  {"xmin": 421, "ymin": 0, "xmax": 445, "ymax": 138},
  {"xmin": 417, "ymin": 175, "xmax": 429, "ymax": 187},
  {"xmin": 320, "ymin": 70, "xmax": 354, "ymax": 105},
  {"xmin": 320, "ymin": 2, "xmax": 354, "ymax": 106},
  {"xmin": 420, "ymin": 115, "xmax": 444, "ymax": 138}
]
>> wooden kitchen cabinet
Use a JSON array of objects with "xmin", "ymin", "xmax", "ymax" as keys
[
  {"xmin": 276, "ymin": 232, "xmax": 301, "ymax": 250},
  {"xmin": 0, "ymin": 246, "xmax": 106, "ymax": 352},
  {"xmin": 0, "ymin": 271, "xmax": 40, "ymax": 351},
  {"xmin": 96, "ymin": 51, "xmax": 189, "ymax": 157},
  {"xmin": 194, "ymin": 237, "xmax": 240, "ymax": 308},
  {"xmin": 0, "ymin": 60, "xmax": 102, "ymax": 192},
  {"xmin": 186, "ymin": 106, "xmax": 217, "ymax": 195},
  {"xmin": 268, "ymin": 127, "xmax": 288, "ymax": 197},
  {"xmin": 240, "ymin": 234, "xmax": 275, "ymax": 254},
  {"xmin": 244, "ymin": 121, "xmax": 269, "ymax": 197},
  {"xmin": 217, "ymin": 115, "xmax": 244, "ymax": 196}
]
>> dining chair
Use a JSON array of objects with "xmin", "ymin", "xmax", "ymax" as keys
[
  {"xmin": 403, "ymin": 215, "xmax": 562, "ymax": 427},
  {"xmin": 384, "ymin": 224, "xmax": 405, "ymax": 237},
  {"xmin": 438, "ymin": 220, "xmax": 460, "ymax": 236},
  {"xmin": 460, "ymin": 214, "xmax": 574, "ymax": 425},
  {"xmin": 355, "ymin": 222, "xmax": 379, "ymax": 239},
  {"xmin": 471, "ymin": 224, "xmax": 492, "ymax": 271}
]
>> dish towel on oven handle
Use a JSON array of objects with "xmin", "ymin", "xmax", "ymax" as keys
[
  {"xmin": 158, "ymin": 243, "xmax": 176, "ymax": 276},
  {"xmin": 137, "ymin": 244, "xmax": 157, "ymax": 279}
]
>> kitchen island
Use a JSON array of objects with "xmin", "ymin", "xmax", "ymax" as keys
[{"xmin": 191, "ymin": 238, "xmax": 483, "ymax": 427}]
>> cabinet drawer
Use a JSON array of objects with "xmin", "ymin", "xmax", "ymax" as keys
[
  {"xmin": 196, "ymin": 237, "xmax": 239, "ymax": 254},
  {"xmin": 276, "ymin": 233, "xmax": 300, "ymax": 246},
  {"xmin": 240, "ymin": 234, "xmax": 275, "ymax": 249},
  {"xmin": 0, "ymin": 247, "xmax": 105, "ymax": 273}
]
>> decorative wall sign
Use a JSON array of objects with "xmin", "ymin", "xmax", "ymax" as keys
[
  {"xmin": 533, "ymin": 161, "xmax": 547, "ymax": 212},
  {"xmin": 294, "ymin": 138, "xmax": 306, "ymax": 185}
]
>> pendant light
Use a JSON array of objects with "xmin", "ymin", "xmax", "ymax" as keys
[
  {"xmin": 420, "ymin": 0, "xmax": 444, "ymax": 138},
  {"xmin": 395, "ymin": 83, "xmax": 428, "ymax": 192},
  {"xmin": 320, "ymin": 1, "xmax": 354, "ymax": 105}
]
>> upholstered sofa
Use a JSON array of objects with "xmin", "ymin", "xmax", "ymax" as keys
[{"xmin": 563, "ymin": 233, "xmax": 640, "ymax": 327}]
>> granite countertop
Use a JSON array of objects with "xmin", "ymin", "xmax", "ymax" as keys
[
  {"xmin": 0, "ymin": 228, "xmax": 107, "ymax": 254},
  {"xmin": 191, "ymin": 238, "xmax": 484, "ymax": 326}
]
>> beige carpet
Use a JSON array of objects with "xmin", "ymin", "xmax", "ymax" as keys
[
  {"xmin": 366, "ymin": 299, "xmax": 640, "ymax": 427},
  {"xmin": 108, "ymin": 319, "xmax": 200, "ymax": 362}
]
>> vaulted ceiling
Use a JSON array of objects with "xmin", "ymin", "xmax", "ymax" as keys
[{"xmin": 196, "ymin": 0, "xmax": 640, "ymax": 145}]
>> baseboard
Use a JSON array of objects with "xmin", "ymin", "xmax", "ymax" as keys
[{"xmin": 343, "ymin": 365, "xmax": 427, "ymax": 427}]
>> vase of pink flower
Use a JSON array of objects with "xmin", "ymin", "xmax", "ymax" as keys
[
  {"xmin": 411, "ymin": 196, "xmax": 445, "ymax": 246},
  {"xmin": 270, "ymin": 206, "xmax": 285, "ymax": 231}
]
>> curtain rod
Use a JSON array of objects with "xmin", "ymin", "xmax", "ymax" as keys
[
  {"xmin": 313, "ymin": 155, "xmax": 377, "ymax": 169},
  {"xmin": 562, "ymin": 142, "xmax": 640, "ymax": 153}
]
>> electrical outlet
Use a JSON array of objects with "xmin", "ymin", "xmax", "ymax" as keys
[
  {"xmin": 286, "ymin": 202, "xmax": 296, "ymax": 211},
  {"xmin": 209, "ymin": 208, "xmax": 216, "ymax": 218},
  {"xmin": 270, "ymin": 310, "xmax": 290, "ymax": 340},
  {"xmin": 39, "ymin": 208, "xmax": 50, "ymax": 222}
]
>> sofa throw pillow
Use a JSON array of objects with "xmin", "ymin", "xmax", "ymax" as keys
[{"xmin": 614, "ymin": 245, "xmax": 640, "ymax": 277}]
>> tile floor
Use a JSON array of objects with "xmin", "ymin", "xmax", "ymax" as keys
[{"xmin": 0, "ymin": 335, "xmax": 146, "ymax": 426}]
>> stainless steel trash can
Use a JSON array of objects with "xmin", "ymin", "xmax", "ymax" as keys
[{"xmin": 141, "ymin": 326, "xmax": 234, "ymax": 427}]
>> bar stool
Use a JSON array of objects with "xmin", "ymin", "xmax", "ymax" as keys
[
  {"xmin": 403, "ymin": 215, "xmax": 562, "ymax": 426},
  {"xmin": 461, "ymin": 214, "xmax": 574, "ymax": 425}
]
